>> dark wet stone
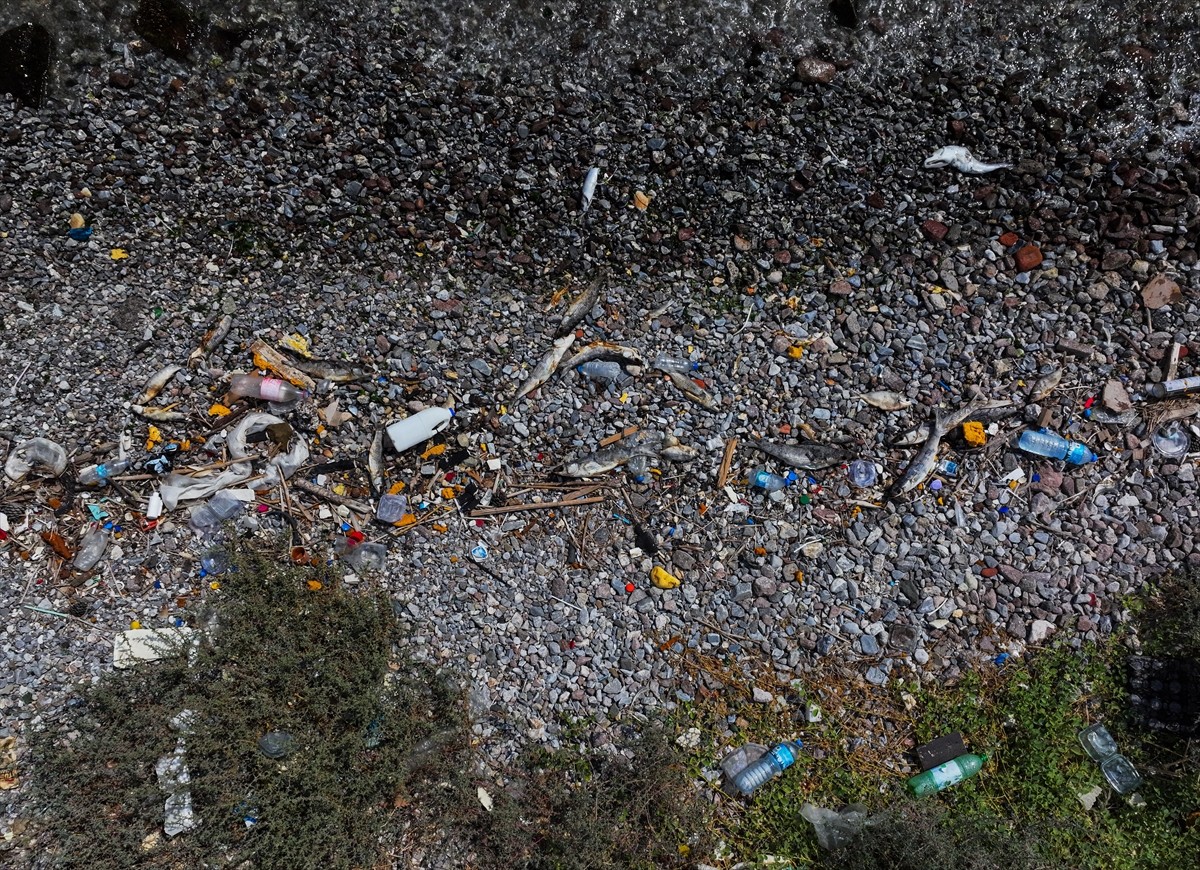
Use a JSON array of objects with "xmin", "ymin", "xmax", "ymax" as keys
[
  {"xmin": 133, "ymin": 0, "xmax": 199, "ymax": 62},
  {"xmin": 0, "ymin": 23, "xmax": 52, "ymax": 108},
  {"xmin": 829, "ymin": 0, "xmax": 862, "ymax": 29}
]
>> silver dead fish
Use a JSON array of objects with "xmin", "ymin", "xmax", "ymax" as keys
[
  {"xmin": 858, "ymin": 390, "xmax": 912, "ymax": 411},
  {"xmin": 292, "ymin": 359, "xmax": 367, "ymax": 383},
  {"xmin": 188, "ymin": 314, "xmax": 233, "ymax": 368},
  {"xmin": 1028, "ymin": 368, "xmax": 1063, "ymax": 403},
  {"xmin": 750, "ymin": 438, "xmax": 850, "ymax": 471},
  {"xmin": 563, "ymin": 340, "xmax": 646, "ymax": 370},
  {"xmin": 556, "ymin": 278, "xmax": 602, "ymax": 337},
  {"xmin": 136, "ymin": 364, "xmax": 183, "ymax": 405},
  {"xmin": 563, "ymin": 431, "xmax": 668, "ymax": 478},
  {"xmin": 516, "ymin": 334, "xmax": 576, "ymax": 400},
  {"xmin": 666, "ymin": 371, "xmax": 719, "ymax": 410},
  {"xmin": 924, "ymin": 146, "xmax": 1011, "ymax": 175},
  {"xmin": 581, "ymin": 167, "xmax": 600, "ymax": 213},
  {"xmin": 888, "ymin": 399, "xmax": 1015, "ymax": 498},
  {"xmin": 132, "ymin": 403, "xmax": 189, "ymax": 422},
  {"xmin": 368, "ymin": 428, "xmax": 385, "ymax": 494}
]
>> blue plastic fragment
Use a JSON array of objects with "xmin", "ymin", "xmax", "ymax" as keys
[{"xmin": 68, "ymin": 227, "xmax": 92, "ymax": 241}]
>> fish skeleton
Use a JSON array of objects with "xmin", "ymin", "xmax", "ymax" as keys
[
  {"xmin": 581, "ymin": 167, "xmax": 600, "ymax": 213},
  {"xmin": 188, "ymin": 314, "xmax": 233, "ymax": 368},
  {"xmin": 923, "ymin": 146, "xmax": 1011, "ymax": 175},
  {"xmin": 292, "ymin": 359, "xmax": 366, "ymax": 383},
  {"xmin": 563, "ymin": 341, "xmax": 646, "ymax": 370},
  {"xmin": 368, "ymin": 428, "xmax": 385, "ymax": 494},
  {"xmin": 750, "ymin": 439, "xmax": 850, "ymax": 470},
  {"xmin": 556, "ymin": 279, "xmax": 602, "ymax": 337},
  {"xmin": 516, "ymin": 334, "xmax": 576, "ymax": 400},
  {"xmin": 132, "ymin": 403, "xmax": 189, "ymax": 422},
  {"xmin": 136, "ymin": 364, "xmax": 183, "ymax": 405},
  {"xmin": 666, "ymin": 371, "xmax": 719, "ymax": 410},
  {"xmin": 1028, "ymin": 368, "xmax": 1063, "ymax": 402}
]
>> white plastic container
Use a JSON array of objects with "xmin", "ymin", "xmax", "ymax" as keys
[{"xmin": 385, "ymin": 407, "xmax": 454, "ymax": 453}]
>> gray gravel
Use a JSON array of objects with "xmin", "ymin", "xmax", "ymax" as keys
[{"xmin": 2, "ymin": 0, "xmax": 1200, "ymax": 852}]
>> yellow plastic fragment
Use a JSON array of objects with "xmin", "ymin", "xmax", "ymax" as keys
[
  {"xmin": 145, "ymin": 425, "xmax": 163, "ymax": 450},
  {"xmin": 110, "ymin": 248, "xmax": 128, "ymax": 260},
  {"xmin": 279, "ymin": 333, "xmax": 312, "ymax": 358},
  {"xmin": 432, "ymin": 523, "xmax": 448, "ymax": 533},
  {"xmin": 787, "ymin": 345, "xmax": 804, "ymax": 359},
  {"xmin": 207, "ymin": 403, "xmax": 232, "ymax": 417},
  {"xmin": 388, "ymin": 482, "xmax": 406, "ymax": 495},
  {"xmin": 307, "ymin": 580, "xmax": 323, "ymax": 591},
  {"xmin": 130, "ymin": 620, "xmax": 141, "ymax": 629},
  {"xmin": 650, "ymin": 566, "xmax": 681, "ymax": 590},
  {"xmin": 398, "ymin": 513, "xmax": 417, "ymax": 527},
  {"xmin": 440, "ymin": 487, "xmax": 456, "ymax": 500},
  {"xmin": 962, "ymin": 420, "xmax": 987, "ymax": 448},
  {"xmin": 421, "ymin": 443, "xmax": 447, "ymax": 459}
]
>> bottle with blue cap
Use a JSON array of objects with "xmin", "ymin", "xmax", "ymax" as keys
[
  {"xmin": 749, "ymin": 468, "xmax": 796, "ymax": 493},
  {"xmin": 730, "ymin": 740, "xmax": 804, "ymax": 796},
  {"xmin": 1017, "ymin": 429, "xmax": 1097, "ymax": 465}
]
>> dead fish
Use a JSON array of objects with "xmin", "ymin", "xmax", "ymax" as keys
[
  {"xmin": 1028, "ymin": 368, "xmax": 1063, "ymax": 403},
  {"xmin": 368, "ymin": 429, "xmax": 385, "ymax": 494},
  {"xmin": 132, "ymin": 403, "xmax": 189, "ymax": 422},
  {"xmin": 188, "ymin": 314, "xmax": 232, "ymax": 368},
  {"xmin": 563, "ymin": 341, "xmax": 646, "ymax": 370},
  {"xmin": 750, "ymin": 439, "xmax": 850, "ymax": 470},
  {"xmin": 581, "ymin": 167, "xmax": 600, "ymax": 213},
  {"xmin": 660, "ymin": 444, "xmax": 699, "ymax": 462},
  {"xmin": 858, "ymin": 390, "xmax": 912, "ymax": 411},
  {"xmin": 136, "ymin": 364, "xmax": 182, "ymax": 405},
  {"xmin": 666, "ymin": 371, "xmax": 719, "ymax": 410},
  {"xmin": 892, "ymin": 423, "xmax": 932, "ymax": 448},
  {"xmin": 516, "ymin": 334, "xmax": 576, "ymax": 400},
  {"xmin": 556, "ymin": 278, "xmax": 602, "ymax": 337},
  {"xmin": 892, "ymin": 402, "xmax": 1017, "ymax": 449},
  {"xmin": 563, "ymin": 442, "xmax": 633, "ymax": 477},
  {"xmin": 887, "ymin": 411, "xmax": 948, "ymax": 498},
  {"xmin": 292, "ymin": 359, "xmax": 366, "ymax": 383}
]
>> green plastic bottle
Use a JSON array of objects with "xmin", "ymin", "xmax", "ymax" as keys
[{"xmin": 906, "ymin": 752, "xmax": 988, "ymax": 796}]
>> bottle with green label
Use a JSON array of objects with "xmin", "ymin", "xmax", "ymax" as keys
[{"xmin": 906, "ymin": 752, "xmax": 988, "ymax": 796}]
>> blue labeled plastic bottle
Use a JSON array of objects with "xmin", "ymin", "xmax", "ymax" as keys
[
  {"xmin": 1017, "ymin": 430, "xmax": 1097, "ymax": 465},
  {"xmin": 732, "ymin": 740, "xmax": 804, "ymax": 796}
]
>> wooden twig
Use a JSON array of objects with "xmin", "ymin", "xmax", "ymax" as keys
[
  {"xmin": 290, "ymin": 479, "xmax": 371, "ymax": 514},
  {"xmin": 599, "ymin": 425, "xmax": 639, "ymax": 448},
  {"xmin": 468, "ymin": 494, "xmax": 605, "ymax": 518},
  {"xmin": 717, "ymin": 436, "xmax": 738, "ymax": 489}
]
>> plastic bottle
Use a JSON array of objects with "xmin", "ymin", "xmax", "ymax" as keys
[
  {"xmin": 72, "ymin": 526, "xmax": 112, "ymax": 572},
  {"xmin": 199, "ymin": 547, "xmax": 231, "ymax": 576},
  {"xmin": 78, "ymin": 458, "xmax": 133, "ymax": 487},
  {"xmin": 906, "ymin": 752, "xmax": 988, "ymax": 796},
  {"xmin": 846, "ymin": 459, "xmax": 877, "ymax": 488},
  {"xmin": 627, "ymin": 454, "xmax": 650, "ymax": 482},
  {"xmin": 229, "ymin": 374, "xmax": 308, "ymax": 403},
  {"xmin": 1146, "ymin": 375, "xmax": 1200, "ymax": 400},
  {"xmin": 1017, "ymin": 430, "xmax": 1097, "ymax": 465},
  {"xmin": 376, "ymin": 493, "xmax": 408, "ymax": 524},
  {"xmin": 731, "ymin": 740, "xmax": 804, "ymax": 796},
  {"xmin": 189, "ymin": 491, "xmax": 245, "ymax": 533},
  {"xmin": 577, "ymin": 360, "xmax": 625, "ymax": 384},
  {"xmin": 651, "ymin": 353, "xmax": 699, "ymax": 374},
  {"xmin": 386, "ymin": 407, "xmax": 454, "ymax": 453},
  {"xmin": 750, "ymin": 469, "xmax": 796, "ymax": 493}
]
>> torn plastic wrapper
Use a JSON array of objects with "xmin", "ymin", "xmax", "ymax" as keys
[
  {"xmin": 4, "ymin": 437, "xmax": 68, "ymax": 481},
  {"xmin": 159, "ymin": 413, "xmax": 309, "ymax": 511}
]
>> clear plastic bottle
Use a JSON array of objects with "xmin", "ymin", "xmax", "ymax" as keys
[
  {"xmin": 731, "ymin": 740, "xmax": 804, "ymax": 796},
  {"xmin": 72, "ymin": 526, "xmax": 112, "ymax": 572},
  {"xmin": 199, "ymin": 547, "xmax": 231, "ymax": 576},
  {"xmin": 846, "ymin": 459, "xmax": 877, "ymax": 488},
  {"xmin": 750, "ymin": 469, "xmax": 795, "ymax": 492},
  {"xmin": 1017, "ymin": 430, "xmax": 1097, "ymax": 465},
  {"xmin": 652, "ymin": 353, "xmax": 699, "ymax": 374},
  {"xmin": 189, "ymin": 491, "xmax": 245, "ymax": 533},
  {"xmin": 78, "ymin": 458, "xmax": 133, "ymax": 487},
  {"xmin": 577, "ymin": 360, "xmax": 626, "ymax": 384},
  {"xmin": 627, "ymin": 454, "xmax": 650, "ymax": 482},
  {"xmin": 229, "ymin": 374, "xmax": 308, "ymax": 403}
]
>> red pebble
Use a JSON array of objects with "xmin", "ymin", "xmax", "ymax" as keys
[
  {"xmin": 624, "ymin": 582, "xmax": 635, "ymax": 593},
  {"xmin": 1014, "ymin": 244, "xmax": 1044, "ymax": 272}
]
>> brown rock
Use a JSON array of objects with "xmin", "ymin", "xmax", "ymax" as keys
[
  {"xmin": 1101, "ymin": 249, "xmax": 1132, "ymax": 271},
  {"xmin": 1102, "ymin": 379, "xmax": 1132, "ymax": 413},
  {"xmin": 1014, "ymin": 244, "xmax": 1043, "ymax": 271},
  {"xmin": 795, "ymin": 56, "xmax": 837, "ymax": 84},
  {"xmin": 921, "ymin": 219, "xmax": 949, "ymax": 242},
  {"xmin": 1141, "ymin": 274, "xmax": 1182, "ymax": 310},
  {"xmin": 866, "ymin": 191, "xmax": 885, "ymax": 209},
  {"xmin": 999, "ymin": 231, "xmax": 1019, "ymax": 247},
  {"xmin": 109, "ymin": 70, "xmax": 134, "ymax": 88},
  {"xmin": 732, "ymin": 234, "xmax": 752, "ymax": 252},
  {"xmin": 828, "ymin": 279, "xmax": 854, "ymax": 297}
]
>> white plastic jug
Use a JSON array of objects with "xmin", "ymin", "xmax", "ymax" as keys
[{"xmin": 385, "ymin": 407, "xmax": 454, "ymax": 453}]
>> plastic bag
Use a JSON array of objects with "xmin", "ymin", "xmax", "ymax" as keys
[
  {"xmin": 4, "ymin": 437, "xmax": 68, "ymax": 481},
  {"xmin": 800, "ymin": 802, "xmax": 868, "ymax": 851}
]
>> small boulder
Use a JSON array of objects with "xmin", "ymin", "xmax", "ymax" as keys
[{"xmin": 795, "ymin": 56, "xmax": 837, "ymax": 84}]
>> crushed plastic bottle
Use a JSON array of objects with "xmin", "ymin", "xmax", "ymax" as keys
[
  {"xmin": 385, "ymin": 407, "xmax": 454, "ymax": 453},
  {"xmin": 78, "ymin": 458, "xmax": 133, "ymax": 487},
  {"xmin": 72, "ymin": 526, "xmax": 112, "ymax": 572},
  {"xmin": 907, "ymin": 752, "xmax": 988, "ymax": 796},
  {"xmin": 4, "ymin": 437, "xmax": 68, "ymax": 482},
  {"xmin": 651, "ymin": 353, "xmax": 699, "ymax": 374},
  {"xmin": 846, "ymin": 459, "xmax": 877, "ymax": 488},
  {"xmin": 627, "ymin": 453, "xmax": 650, "ymax": 482},
  {"xmin": 577, "ymin": 360, "xmax": 626, "ymax": 384},
  {"xmin": 1017, "ymin": 430, "xmax": 1097, "ymax": 465},
  {"xmin": 376, "ymin": 493, "xmax": 408, "ymax": 524},
  {"xmin": 342, "ymin": 541, "xmax": 387, "ymax": 572},
  {"xmin": 229, "ymin": 374, "xmax": 308, "ymax": 403},
  {"xmin": 189, "ymin": 491, "xmax": 245, "ymax": 533},
  {"xmin": 199, "ymin": 547, "xmax": 231, "ymax": 576},
  {"xmin": 730, "ymin": 740, "xmax": 804, "ymax": 796},
  {"xmin": 750, "ymin": 469, "xmax": 796, "ymax": 493}
]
